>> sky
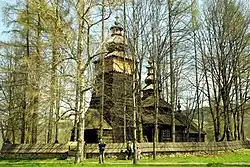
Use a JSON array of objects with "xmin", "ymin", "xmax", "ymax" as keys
[
  {"xmin": 0, "ymin": 0, "xmax": 7, "ymax": 41},
  {"xmin": 0, "ymin": 0, "xmax": 249, "ymax": 41},
  {"xmin": 0, "ymin": 0, "xmax": 201, "ymax": 42},
  {"xmin": 0, "ymin": 0, "xmax": 15, "ymax": 41},
  {"xmin": 0, "ymin": 0, "xmax": 117, "ymax": 41},
  {"xmin": 0, "ymin": 0, "xmax": 249, "ymax": 108}
]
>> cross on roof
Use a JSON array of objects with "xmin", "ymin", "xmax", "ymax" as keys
[{"xmin": 115, "ymin": 16, "xmax": 119, "ymax": 25}]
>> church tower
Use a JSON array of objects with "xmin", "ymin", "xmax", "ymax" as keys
[
  {"xmin": 142, "ymin": 57, "xmax": 162, "ymax": 99},
  {"xmin": 142, "ymin": 58, "xmax": 155, "ymax": 99},
  {"xmin": 89, "ymin": 19, "xmax": 133, "ymax": 142}
]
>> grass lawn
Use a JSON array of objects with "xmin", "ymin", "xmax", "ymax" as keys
[
  {"xmin": 0, "ymin": 163, "xmax": 247, "ymax": 167},
  {"xmin": 137, "ymin": 149, "xmax": 250, "ymax": 163},
  {"xmin": 0, "ymin": 149, "xmax": 250, "ymax": 167}
]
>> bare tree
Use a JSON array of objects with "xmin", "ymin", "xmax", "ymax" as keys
[{"xmin": 198, "ymin": 0, "xmax": 250, "ymax": 141}]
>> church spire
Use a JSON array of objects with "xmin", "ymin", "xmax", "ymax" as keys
[
  {"xmin": 142, "ymin": 57, "xmax": 161, "ymax": 99},
  {"xmin": 145, "ymin": 57, "xmax": 154, "ymax": 85},
  {"xmin": 142, "ymin": 57, "xmax": 154, "ymax": 98}
]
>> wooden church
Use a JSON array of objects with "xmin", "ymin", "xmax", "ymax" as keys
[{"xmin": 84, "ymin": 19, "xmax": 205, "ymax": 143}]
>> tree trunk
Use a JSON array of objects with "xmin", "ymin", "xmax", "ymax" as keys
[
  {"xmin": 132, "ymin": 0, "xmax": 137, "ymax": 164},
  {"xmin": 75, "ymin": 0, "xmax": 86, "ymax": 163},
  {"xmin": 99, "ymin": 0, "xmax": 105, "ymax": 140},
  {"xmin": 55, "ymin": 77, "xmax": 61, "ymax": 143},
  {"xmin": 168, "ymin": 0, "xmax": 175, "ymax": 143},
  {"xmin": 192, "ymin": 0, "xmax": 200, "ymax": 142},
  {"xmin": 47, "ymin": 38, "xmax": 58, "ymax": 143},
  {"xmin": 31, "ymin": 2, "xmax": 42, "ymax": 143},
  {"xmin": 48, "ymin": 0, "xmax": 61, "ymax": 143},
  {"xmin": 20, "ymin": 0, "xmax": 30, "ymax": 144}
]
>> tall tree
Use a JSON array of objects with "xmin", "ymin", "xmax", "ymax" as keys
[
  {"xmin": 47, "ymin": 0, "xmax": 62, "ymax": 143},
  {"xmin": 167, "ymin": 0, "xmax": 175, "ymax": 143},
  {"xmin": 198, "ymin": 0, "xmax": 250, "ymax": 141},
  {"xmin": 131, "ymin": 0, "xmax": 137, "ymax": 164},
  {"xmin": 191, "ymin": 0, "xmax": 201, "ymax": 142}
]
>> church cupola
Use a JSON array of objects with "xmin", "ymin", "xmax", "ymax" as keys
[
  {"xmin": 93, "ymin": 17, "xmax": 133, "ymax": 75},
  {"xmin": 110, "ymin": 18, "xmax": 123, "ymax": 35},
  {"xmin": 105, "ymin": 17, "xmax": 127, "ymax": 53}
]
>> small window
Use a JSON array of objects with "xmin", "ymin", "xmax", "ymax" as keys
[{"xmin": 161, "ymin": 129, "xmax": 171, "ymax": 141}]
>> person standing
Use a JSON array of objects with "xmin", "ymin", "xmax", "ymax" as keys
[
  {"xmin": 137, "ymin": 143, "xmax": 142, "ymax": 160},
  {"xmin": 126, "ymin": 141, "xmax": 133, "ymax": 160},
  {"xmin": 98, "ymin": 138, "xmax": 106, "ymax": 163}
]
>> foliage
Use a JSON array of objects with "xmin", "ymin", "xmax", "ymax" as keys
[{"xmin": 0, "ymin": 1, "xmax": 249, "ymax": 162}]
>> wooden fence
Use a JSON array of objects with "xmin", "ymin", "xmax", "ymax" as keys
[
  {"xmin": 82, "ymin": 140, "xmax": 250, "ymax": 154},
  {"xmin": 0, "ymin": 143, "xmax": 68, "ymax": 159},
  {"xmin": 1, "ymin": 140, "xmax": 250, "ymax": 159}
]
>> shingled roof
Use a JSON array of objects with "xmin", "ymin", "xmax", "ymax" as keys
[
  {"xmin": 142, "ymin": 113, "xmax": 185, "ymax": 126},
  {"xmin": 85, "ymin": 108, "xmax": 112, "ymax": 130},
  {"xmin": 175, "ymin": 112, "xmax": 206, "ymax": 134},
  {"xmin": 142, "ymin": 95, "xmax": 171, "ymax": 109}
]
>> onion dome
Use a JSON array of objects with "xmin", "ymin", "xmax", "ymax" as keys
[{"xmin": 105, "ymin": 17, "xmax": 127, "ymax": 53}]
